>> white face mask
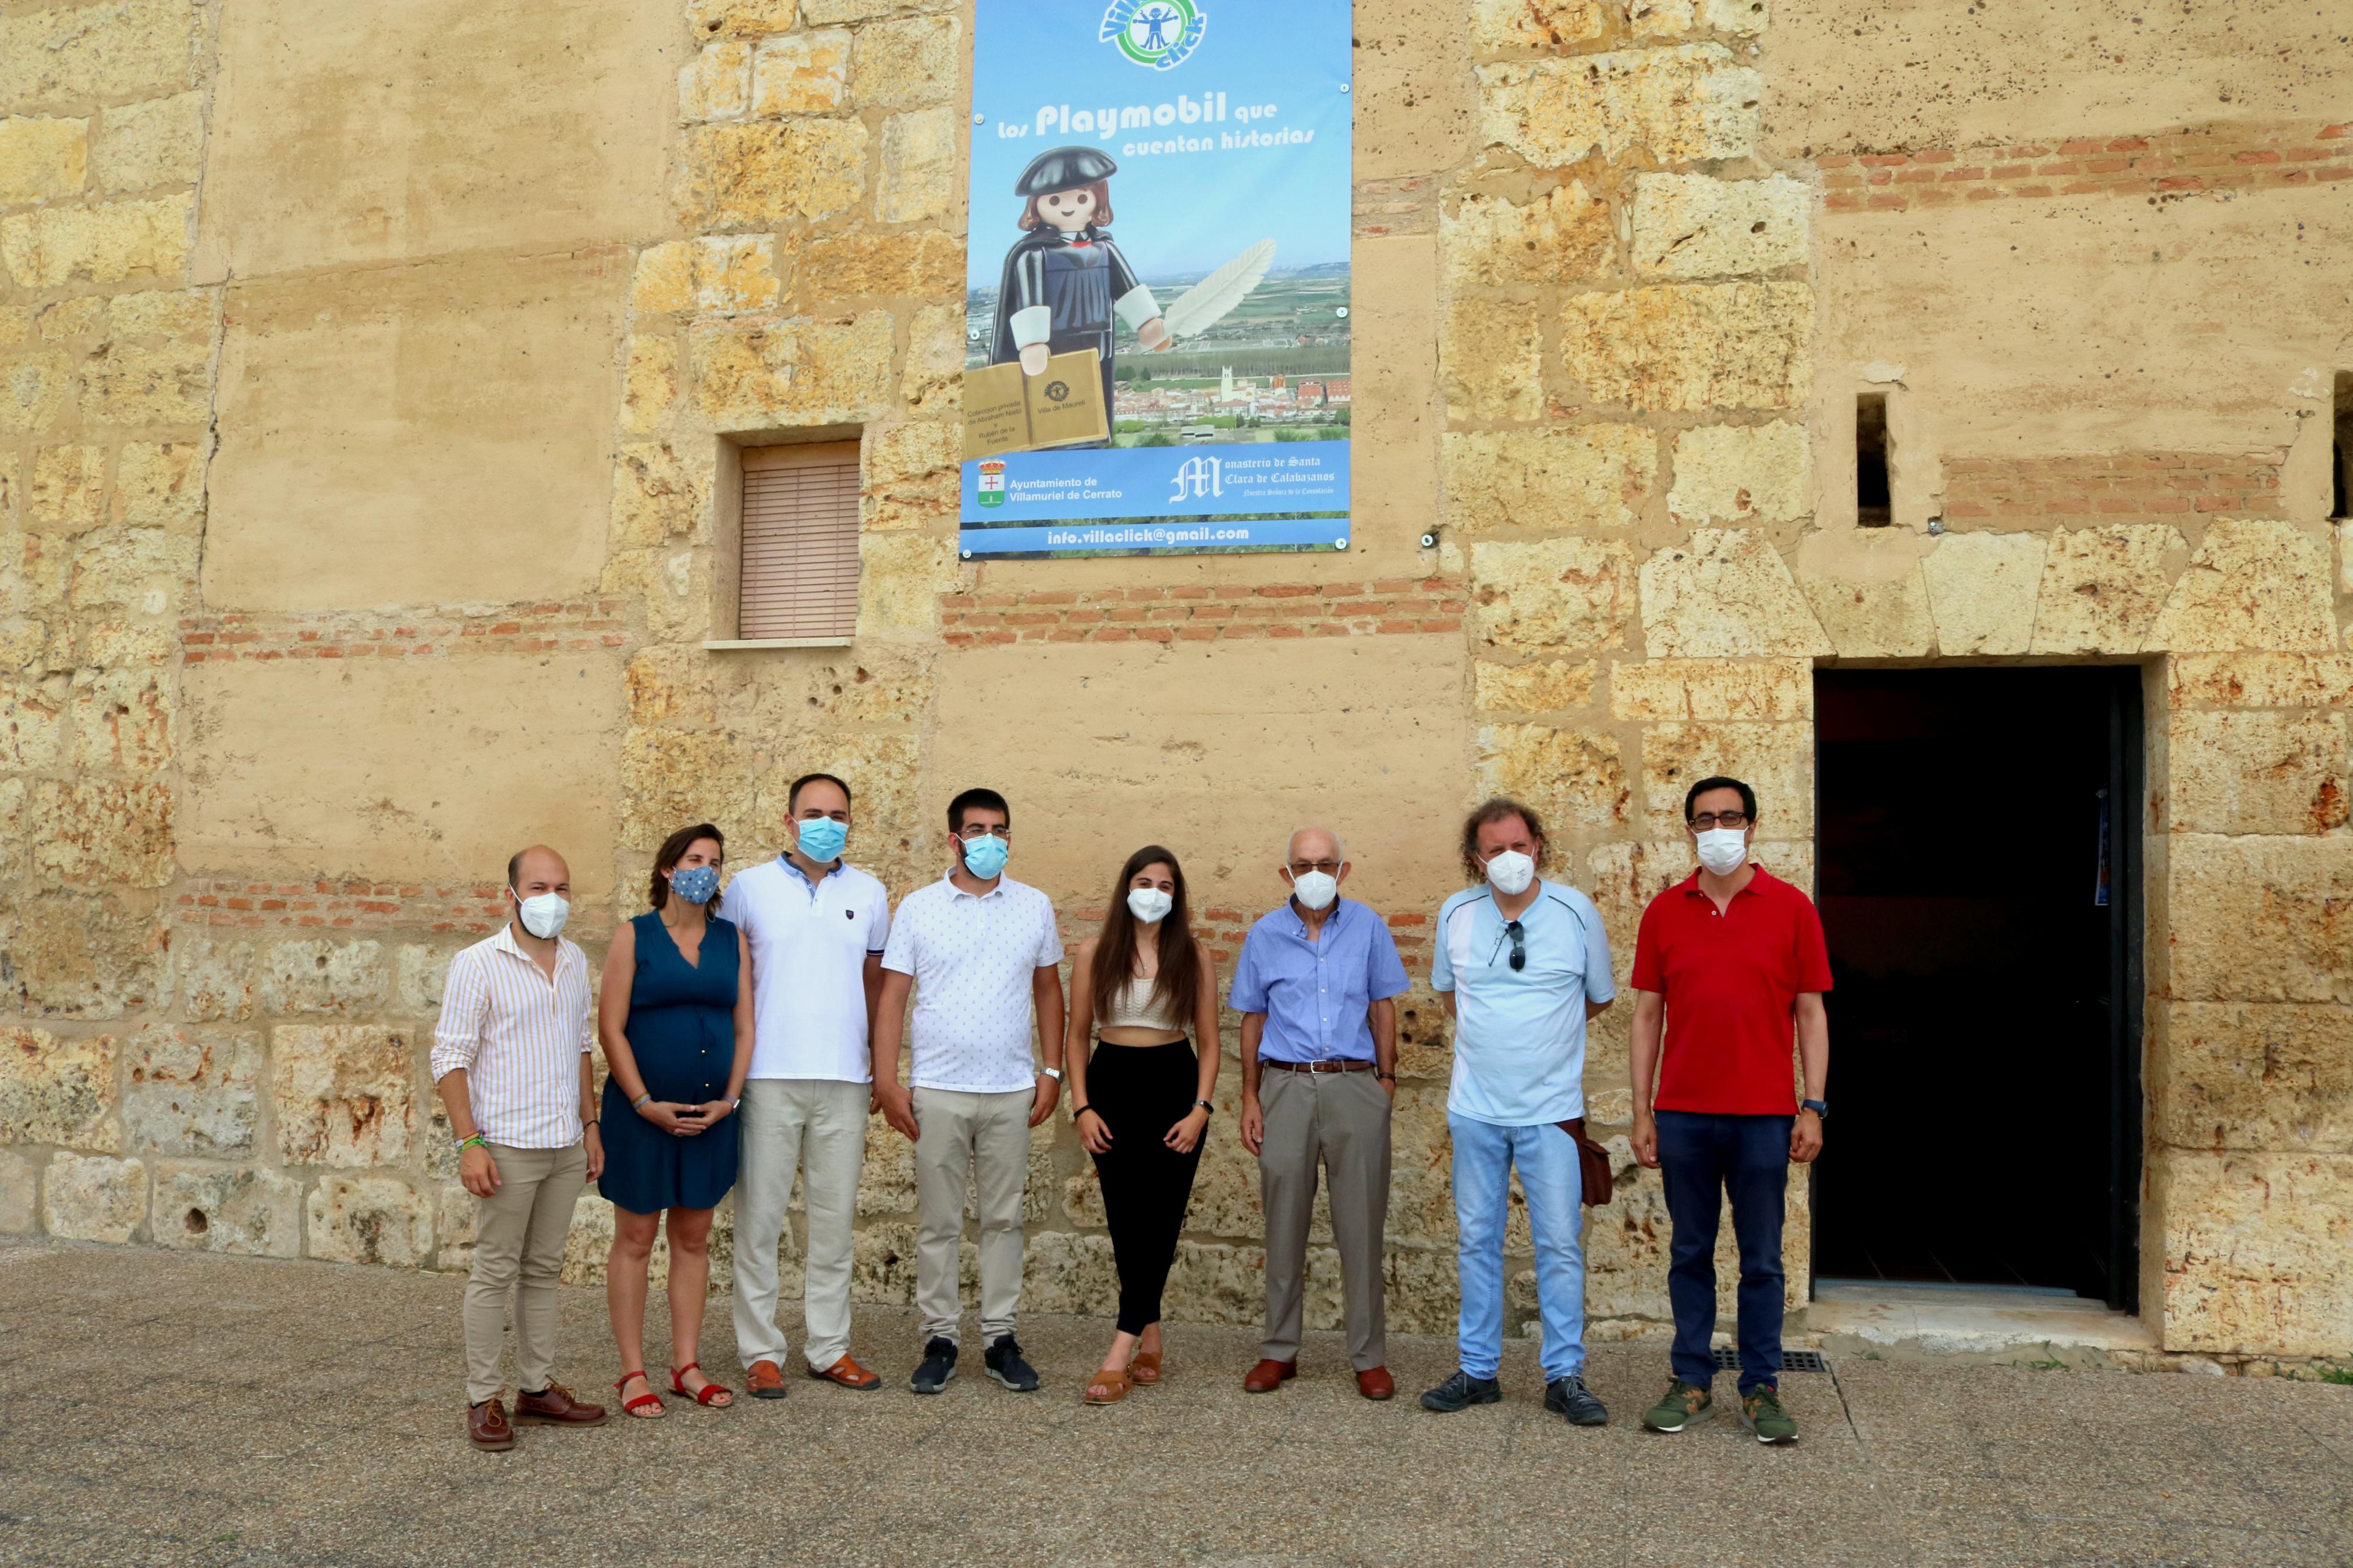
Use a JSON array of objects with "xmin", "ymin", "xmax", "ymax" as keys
[
  {"xmin": 1289, "ymin": 870, "xmax": 1338, "ymax": 911},
  {"xmin": 1126, "ymin": 887, "xmax": 1173, "ymax": 925},
  {"xmin": 1483, "ymin": 850, "xmax": 1536, "ymax": 897},
  {"xmin": 1694, "ymin": 827, "xmax": 1748, "ymax": 877},
  {"xmin": 513, "ymin": 890, "xmax": 570, "ymax": 940}
]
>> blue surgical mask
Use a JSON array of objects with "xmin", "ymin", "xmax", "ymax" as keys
[
  {"xmin": 670, "ymin": 865, "xmax": 719, "ymax": 905},
  {"xmin": 961, "ymin": 834, "xmax": 1010, "ymax": 879},
  {"xmin": 794, "ymin": 816, "xmax": 848, "ymax": 865}
]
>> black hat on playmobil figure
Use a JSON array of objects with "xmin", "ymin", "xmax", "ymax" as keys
[{"xmin": 1014, "ymin": 145, "xmax": 1119, "ymax": 197}]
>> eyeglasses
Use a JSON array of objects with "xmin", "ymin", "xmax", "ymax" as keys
[
  {"xmin": 1287, "ymin": 859, "xmax": 1340, "ymax": 876},
  {"xmin": 1688, "ymin": 811, "xmax": 1751, "ymax": 830},
  {"xmin": 1504, "ymin": 920, "xmax": 1525, "ymax": 972},
  {"xmin": 957, "ymin": 823, "xmax": 1011, "ymax": 841}
]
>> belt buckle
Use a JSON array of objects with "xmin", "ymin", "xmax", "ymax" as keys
[{"xmin": 1308, "ymin": 1058, "xmax": 1337, "ymax": 1073}]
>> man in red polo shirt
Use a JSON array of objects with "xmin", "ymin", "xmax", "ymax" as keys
[{"xmin": 1629, "ymin": 775, "xmax": 1830, "ymax": 1445}]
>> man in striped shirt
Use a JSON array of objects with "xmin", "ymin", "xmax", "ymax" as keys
[{"xmin": 431, "ymin": 845, "xmax": 610, "ymax": 1450}]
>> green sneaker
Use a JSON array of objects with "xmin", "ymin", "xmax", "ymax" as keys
[
  {"xmin": 1741, "ymin": 1385, "xmax": 1798, "ymax": 1445},
  {"xmin": 1641, "ymin": 1379, "xmax": 1713, "ymax": 1432}
]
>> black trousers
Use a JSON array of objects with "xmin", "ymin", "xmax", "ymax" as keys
[{"xmin": 1086, "ymin": 1040, "xmax": 1204, "ymax": 1335}]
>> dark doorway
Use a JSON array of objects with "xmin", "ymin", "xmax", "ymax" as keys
[{"xmin": 1813, "ymin": 668, "xmax": 2142, "ymax": 1308}]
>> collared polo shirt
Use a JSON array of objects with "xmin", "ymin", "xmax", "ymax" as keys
[
  {"xmin": 428, "ymin": 924, "xmax": 594, "ymax": 1149},
  {"xmin": 719, "ymin": 855, "xmax": 892, "ymax": 1083},
  {"xmin": 1432, "ymin": 880, "xmax": 1616, "ymax": 1126},
  {"xmin": 1228, "ymin": 897, "xmax": 1410, "ymax": 1063},
  {"xmin": 882, "ymin": 871, "xmax": 1063, "ymax": 1094},
  {"xmin": 1629, "ymin": 865, "xmax": 1833, "ymax": 1115}
]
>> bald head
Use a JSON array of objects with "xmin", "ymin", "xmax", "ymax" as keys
[
  {"xmin": 507, "ymin": 844, "xmax": 570, "ymax": 895},
  {"xmin": 1284, "ymin": 826, "xmax": 1346, "ymax": 867}
]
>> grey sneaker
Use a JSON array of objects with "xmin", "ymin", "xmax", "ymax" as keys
[
  {"xmin": 1641, "ymin": 1378, "xmax": 1714, "ymax": 1432},
  {"xmin": 1545, "ymin": 1374, "xmax": 1608, "ymax": 1427},
  {"xmin": 1741, "ymin": 1384, "xmax": 1798, "ymax": 1444},
  {"xmin": 1418, "ymin": 1370, "xmax": 1503, "ymax": 1413},
  {"xmin": 909, "ymin": 1336, "xmax": 957, "ymax": 1395},
  {"xmin": 984, "ymin": 1334, "xmax": 1041, "ymax": 1392}
]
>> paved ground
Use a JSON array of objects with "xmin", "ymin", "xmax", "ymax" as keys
[{"xmin": 1, "ymin": 1242, "xmax": 2348, "ymax": 1567}]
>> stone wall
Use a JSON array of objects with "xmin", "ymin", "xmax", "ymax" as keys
[{"xmin": 1, "ymin": 0, "xmax": 2348, "ymax": 1361}]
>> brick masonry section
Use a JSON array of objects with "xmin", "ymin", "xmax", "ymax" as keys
[
  {"xmin": 180, "ymin": 601, "xmax": 634, "ymax": 664},
  {"xmin": 939, "ymin": 580, "xmax": 1470, "ymax": 648},
  {"xmin": 1942, "ymin": 452, "xmax": 2284, "ymax": 524},
  {"xmin": 1821, "ymin": 123, "xmax": 2353, "ymax": 212},
  {"xmin": 175, "ymin": 879, "xmax": 512, "ymax": 934}
]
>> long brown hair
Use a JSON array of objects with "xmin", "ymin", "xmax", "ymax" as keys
[
  {"xmin": 1020, "ymin": 180, "xmax": 1112, "ymax": 230},
  {"xmin": 650, "ymin": 823, "xmax": 724, "ymax": 912},
  {"xmin": 1091, "ymin": 844, "xmax": 1199, "ymax": 1026}
]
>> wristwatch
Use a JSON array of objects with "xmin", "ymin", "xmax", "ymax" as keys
[
  {"xmin": 1801, "ymin": 1098, "xmax": 1828, "ymax": 1119},
  {"xmin": 1041, "ymin": 1066, "xmax": 1063, "ymax": 1081}
]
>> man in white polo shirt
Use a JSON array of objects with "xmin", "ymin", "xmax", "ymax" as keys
[
  {"xmin": 873, "ymin": 785, "xmax": 1066, "ymax": 1396},
  {"xmin": 721, "ymin": 771, "xmax": 893, "ymax": 1396}
]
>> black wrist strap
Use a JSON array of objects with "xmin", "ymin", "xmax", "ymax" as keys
[{"xmin": 1073, "ymin": 1105, "xmax": 1100, "ymax": 1122}]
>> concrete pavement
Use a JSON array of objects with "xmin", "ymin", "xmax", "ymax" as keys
[{"xmin": 0, "ymin": 1241, "xmax": 2347, "ymax": 1567}]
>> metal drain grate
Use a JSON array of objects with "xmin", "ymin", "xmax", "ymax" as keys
[{"xmin": 1713, "ymin": 1346, "xmax": 1829, "ymax": 1373}]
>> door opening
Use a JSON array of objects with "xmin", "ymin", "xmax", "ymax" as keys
[{"xmin": 1812, "ymin": 667, "xmax": 2142, "ymax": 1309}]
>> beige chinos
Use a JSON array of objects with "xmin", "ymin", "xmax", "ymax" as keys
[
  {"xmin": 1258, "ymin": 1068, "xmax": 1392, "ymax": 1371},
  {"xmin": 464, "ymin": 1140, "xmax": 589, "ymax": 1405},
  {"xmin": 913, "ymin": 1086, "xmax": 1034, "ymax": 1347},
  {"xmin": 732, "ymin": 1077, "xmax": 870, "ymax": 1373}
]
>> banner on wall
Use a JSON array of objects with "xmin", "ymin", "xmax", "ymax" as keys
[{"xmin": 960, "ymin": 0, "xmax": 1354, "ymax": 559}]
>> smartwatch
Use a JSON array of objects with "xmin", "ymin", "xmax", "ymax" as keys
[{"xmin": 1800, "ymin": 1098, "xmax": 1828, "ymax": 1119}]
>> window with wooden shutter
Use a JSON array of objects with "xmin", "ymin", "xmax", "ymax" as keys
[{"xmin": 737, "ymin": 442, "xmax": 860, "ymax": 641}]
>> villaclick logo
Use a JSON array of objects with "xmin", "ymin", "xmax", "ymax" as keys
[
  {"xmin": 1100, "ymin": 1, "xmax": 1206, "ymax": 70},
  {"xmin": 977, "ymin": 459, "xmax": 1006, "ymax": 507}
]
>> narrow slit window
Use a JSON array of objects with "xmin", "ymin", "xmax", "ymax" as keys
[
  {"xmin": 2333, "ymin": 372, "xmax": 2351, "ymax": 521},
  {"xmin": 739, "ymin": 442, "xmax": 860, "ymax": 641},
  {"xmin": 1857, "ymin": 393, "xmax": 1892, "ymax": 527}
]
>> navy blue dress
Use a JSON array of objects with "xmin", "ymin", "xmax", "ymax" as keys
[{"xmin": 598, "ymin": 911, "xmax": 741, "ymax": 1215}]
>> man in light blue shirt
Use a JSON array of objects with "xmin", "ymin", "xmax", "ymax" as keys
[
  {"xmin": 1231, "ymin": 826, "xmax": 1411, "ymax": 1400},
  {"xmin": 1421, "ymin": 798, "xmax": 1615, "ymax": 1425}
]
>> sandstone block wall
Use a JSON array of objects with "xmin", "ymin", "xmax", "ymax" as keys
[{"xmin": 1, "ymin": 0, "xmax": 2347, "ymax": 1363}]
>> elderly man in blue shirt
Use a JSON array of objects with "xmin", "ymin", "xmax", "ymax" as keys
[
  {"xmin": 1422, "ymin": 797, "xmax": 1616, "ymax": 1425},
  {"xmin": 1232, "ymin": 826, "xmax": 1411, "ymax": 1400}
]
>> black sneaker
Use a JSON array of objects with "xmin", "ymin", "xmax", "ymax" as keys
[
  {"xmin": 984, "ymin": 1334, "xmax": 1041, "ymax": 1393},
  {"xmin": 1545, "ymin": 1374, "xmax": 1608, "ymax": 1427},
  {"xmin": 1418, "ymin": 1370, "xmax": 1503, "ymax": 1413},
  {"xmin": 909, "ymin": 1336, "xmax": 957, "ymax": 1395}
]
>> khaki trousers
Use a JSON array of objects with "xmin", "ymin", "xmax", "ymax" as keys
[
  {"xmin": 463, "ymin": 1140, "xmax": 588, "ymax": 1404},
  {"xmin": 913, "ymin": 1086, "xmax": 1032, "ymax": 1347},
  {"xmin": 1258, "ymin": 1068, "xmax": 1392, "ymax": 1371},
  {"xmin": 731, "ymin": 1077, "xmax": 870, "ymax": 1372}
]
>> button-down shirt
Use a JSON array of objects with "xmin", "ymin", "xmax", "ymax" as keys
[
  {"xmin": 1432, "ymin": 880, "xmax": 1616, "ymax": 1125},
  {"xmin": 881, "ymin": 872, "xmax": 1063, "ymax": 1094},
  {"xmin": 1228, "ymin": 897, "xmax": 1410, "ymax": 1062},
  {"xmin": 719, "ymin": 855, "xmax": 892, "ymax": 1083},
  {"xmin": 429, "ymin": 924, "xmax": 594, "ymax": 1149}
]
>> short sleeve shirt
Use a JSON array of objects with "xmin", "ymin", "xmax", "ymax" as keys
[
  {"xmin": 882, "ymin": 872, "xmax": 1063, "ymax": 1094},
  {"xmin": 1227, "ymin": 898, "xmax": 1411, "ymax": 1063},
  {"xmin": 1629, "ymin": 866, "xmax": 1832, "ymax": 1115},
  {"xmin": 718, "ymin": 856, "xmax": 892, "ymax": 1082},
  {"xmin": 1432, "ymin": 881, "xmax": 1615, "ymax": 1126}
]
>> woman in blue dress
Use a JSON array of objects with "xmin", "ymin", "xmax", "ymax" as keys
[{"xmin": 596, "ymin": 822, "xmax": 753, "ymax": 1418}]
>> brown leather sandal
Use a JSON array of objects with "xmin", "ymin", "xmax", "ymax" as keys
[
  {"xmin": 1128, "ymin": 1351, "xmax": 1163, "ymax": 1385},
  {"xmin": 615, "ymin": 1371, "xmax": 665, "ymax": 1419},
  {"xmin": 1083, "ymin": 1367, "xmax": 1134, "ymax": 1405}
]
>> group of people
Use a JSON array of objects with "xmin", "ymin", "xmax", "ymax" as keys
[{"xmin": 430, "ymin": 771, "xmax": 1830, "ymax": 1451}]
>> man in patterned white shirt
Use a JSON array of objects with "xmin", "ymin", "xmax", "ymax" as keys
[
  {"xmin": 431, "ymin": 844, "xmax": 609, "ymax": 1450},
  {"xmin": 874, "ymin": 787, "xmax": 1066, "ymax": 1396}
]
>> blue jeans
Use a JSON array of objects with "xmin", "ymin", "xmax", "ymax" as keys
[
  {"xmin": 1656, "ymin": 1110, "xmax": 1792, "ymax": 1396},
  {"xmin": 1450, "ymin": 1114, "xmax": 1584, "ymax": 1382}
]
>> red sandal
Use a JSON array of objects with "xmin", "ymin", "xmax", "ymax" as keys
[
  {"xmin": 615, "ymin": 1371, "xmax": 664, "ymax": 1419},
  {"xmin": 669, "ymin": 1362, "xmax": 733, "ymax": 1408}
]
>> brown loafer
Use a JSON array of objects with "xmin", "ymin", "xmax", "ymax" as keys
[
  {"xmin": 807, "ymin": 1354, "xmax": 882, "ymax": 1391},
  {"xmin": 467, "ymin": 1398, "xmax": 515, "ymax": 1450},
  {"xmin": 1357, "ymin": 1366, "xmax": 1396, "ymax": 1401},
  {"xmin": 746, "ymin": 1359, "xmax": 787, "ymax": 1400},
  {"xmin": 513, "ymin": 1382, "xmax": 606, "ymax": 1426},
  {"xmin": 1243, "ymin": 1358, "xmax": 1297, "ymax": 1393},
  {"xmin": 1084, "ymin": 1367, "xmax": 1134, "ymax": 1405},
  {"xmin": 1129, "ymin": 1351, "xmax": 1163, "ymax": 1385}
]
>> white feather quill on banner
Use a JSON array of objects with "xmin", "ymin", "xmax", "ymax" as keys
[{"xmin": 1159, "ymin": 239, "xmax": 1277, "ymax": 340}]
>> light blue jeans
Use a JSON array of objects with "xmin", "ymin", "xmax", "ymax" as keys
[{"xmin": 1450, "ymin": 1114, "xmax": 1585, "ymax": 1382}]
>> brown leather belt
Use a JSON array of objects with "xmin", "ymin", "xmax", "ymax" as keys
[{"xmin": 1262, "ymin": 1058, "xmax": 1376, "ymax": 1073}]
